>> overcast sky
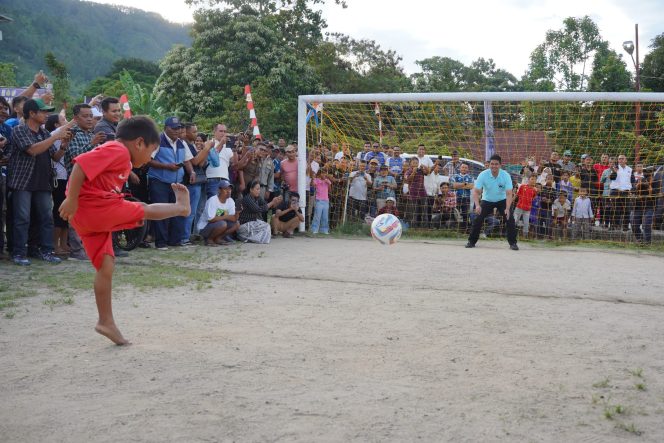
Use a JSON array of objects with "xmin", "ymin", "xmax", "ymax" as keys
[{"xmin": 89, "ymin": 0, "xmax": 659, "ymax": 77}]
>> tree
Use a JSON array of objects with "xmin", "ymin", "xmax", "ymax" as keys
[
  {"xmin": 642, "ymin": 33, "xmax": 664, "ymax": 92},
  {"xmin": 588, "ymin": 43, "xmax": 632, "ymax": 92},
  {"xmin": 523, "ymin": 16, "xmax": 604, "ymax": 91},
  {"xmin": 83, "ymin": 58, "xmax": 161, "ymax": 99},
  {"xmin": 0, "ymin": 62, "xmax": 18, "ymax": 87},
  {"xmin": 411, "ymin": 57, "xmax": 467, "ymax": 92},
  {"xmin": 44, "ymin": 52, "xmax": 71, "ymax": 109}
]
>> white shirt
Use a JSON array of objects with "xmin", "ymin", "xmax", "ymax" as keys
[
  {"xmin": 197, "ymin": 196, "xmax": 236, "ymax": 230},
  {"xmin": 417, "ymin": 155, "xmax": 434, "ymax": 169},
  {"xmin": 424, "ymin": 173, "xmax": 448, "ymax": 196},
  {"xmin": 349, "ymin": 171, "xmax": 371, "ymax": 200},
  {"xmin": 572, "ymin": 196, "xmax": 593, "ymax": 219},
  {"xmin": 206, "ymin": 141, "xmax": 234, "ymax": 179},
  {"xmin": 334, "ymin": 151, "xmax": 345, "ymax": 161},
  {"xmin": 609, "ymin": 164, "xmax": 632, "ymax": 191},
  {"xmin": 306, "ymin": 161, "xmax": 320, "ymax": 187},
  {"xmin": 150, "ymin": 134, "xmax": 194, "ymax": 160}
]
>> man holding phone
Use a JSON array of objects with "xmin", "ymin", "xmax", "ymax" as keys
[
  {"xmin": 147, "ymin": 116, "xmax": 195, "ymax": 249},
  {"xmin": 93, "ymin": 97, "xmax": 122, "ymax": 138}
]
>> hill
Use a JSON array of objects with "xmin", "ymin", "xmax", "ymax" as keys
[{"xmin": 0, "ymin": 0, "xmax": 190, "ymax": 88}]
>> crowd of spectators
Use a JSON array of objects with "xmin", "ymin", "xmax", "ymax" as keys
[{"xmin": 0, "ymin": 72, "xmax": 661, "ymax": 266}]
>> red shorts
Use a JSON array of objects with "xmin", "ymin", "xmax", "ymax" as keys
[{"xmin": 70, "ymin": 197, "xmax": 145, "ymax": 270}]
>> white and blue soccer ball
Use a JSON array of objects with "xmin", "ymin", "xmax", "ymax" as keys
[{"xmin": 371, "ymin": 213, "xmax": 402, "ymax": 245}]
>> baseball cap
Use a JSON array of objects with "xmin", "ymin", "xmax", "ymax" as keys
[
  {"xmin": 581, "ymin": 154, "xmax": 588, "ymax": 160},
  {"xmin": 33, "ymin": 98, "xmax": 55, "ymax": 112},
  {"xmin": 217, "ymin": 179, "xmax": 233, "ymax": 189},
  {"xmin": 164, "ymin": 116, "xmax": 183, "ymax": 129},
  {"xmin": 380, "ymin": 164, "xmax": 388, "ymax": 170},
  {"xmin": 563, "ymin": 150, "xmax": 572, "ymax": 156},
  {"xmin": 386, "ymin": 197, "xmax": 396, "ymax": 203}
]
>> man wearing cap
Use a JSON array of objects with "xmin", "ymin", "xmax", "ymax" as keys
[
  {"xmin": 558, "ymin": 150, "xmax": 576, "ymax": 173},
  {"xmin": 442, "ymin": 150, "xmax": 462, "ymax": 177},
  {"xmin": 7, "ymin": 98, "xmax": 75, "ymax": 265},
  {"xmin": 197, "ymin": 178, "xmax": 240, "ymax": 246},
  {"xmin": 365, "ymin": 142, "xmax": 386, "ymax": 167},
  {"xmin": 147, "ymin": 116, "xmax": 195, "ymax": 250},
  {"xmin": 373, "ymin": 164, "xmax": 397, "ymax": 211}
]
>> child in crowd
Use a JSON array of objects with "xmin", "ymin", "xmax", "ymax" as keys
[
  {"xmin": 529, "ymin": 183, "xmax": 542, "ymax": 238},
  {"xmin": 431, "ymin": 182, "xmax": 456, "ymax": 228},
  {"xmin": 557, "ymin": 171, "xmax": 574, "ymax": 204},
  {"xmin": 311, "ymin": 169, "xmax": 332, "ymax": 234},
  {"xmin": 513, "ymin": 175, "xmax": 537, "ymax": 238},
  {"xmin": 378, "ymin": 196, "xmax": 400, "ymax": 217},
  {"xmin": 198, "ymin": 179, "xmax": 240, "ymax": 246},
  {"xmin": 59, "ymin": 116, "xmax": 191, "ymax": 345},
  {"xmin": 572, "ymin": 187, "xmax": 594, "ymax": 240},
  {"xmin": 634, "ymin": 163, "xmax": 644, "ymax": 182},
  {"xmin": 551, "ymin": 191, "xmax": 571, "ymax": 240},
  {"xmin": 569, "ymin": 170, "xmax": 581, "ymax": 201}
]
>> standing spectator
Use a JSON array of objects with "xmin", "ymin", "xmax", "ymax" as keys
[
  {"xmin": 404, "ymin": 157, "xmax": 428, "ymax": 228},
  {"xmin": 93, "ymin": 97, "xmax": 122, "ymax": 139},
  {"xmin": 513, "ymin": 175, "xmax": 538, "ymax": 239},
  {"xmin": 205, "ymin": 123, "xmax": 235, "ymax": 198},
  {"xmin": 271, "ymin": 145, "xmax": 283, "ymax": 192},
  {"xmin": 558, "ymin": 150, "xmax": 576, "ymax": 173},
  {"xmin": 442, "ymin": 149, "xmax": 462, "ymax": 177},
  {"xmin": 543, "ymin": 151, "xmax": 562, "ymax": 183},
  {"xmin": 355, "ymin": 142, "xmax": 371, "ymax": 164},
  {"xmin": 197, "ymin": 179, "xmax": 240, "ymax": 246},
  {"xmin": 311, "ymin": 170, "xmax": 332, "ymax": 235},
  {"xmin": 182, "ymin": 123, "xmax": 211, "ymax": 244},
  {"xmin": 571, "ymin": 187, "xmax": 594, "ymax": 240},
  {"xmin": 608, "ymin": 154, "xmax": 634, "ymax": 231},
  {"xmin": 538, "ymin": 174, "xmax": 556, "ymax": 238},
  {"xmin": 147, "ymin": 117, "xmax": 195, "ymax": 250},
  {"xmin": 451, "ymin": 163, "xmax": 474, "ymax": 232},
  {"xmin": 593, "ymin": 153, "xmax": 611, "ymax": 188},
  {"xmin": 348, "ymin": 160, "xmax": 372, "ymax": 221},
  {"xmin": 272, "ymin": 192, "xmax": 304, "ymax": 238},
  {"xmin": 280, "ymin": 144, "xmax": 299, "ymax": 199},
  {"xmin": 387, "ymin": 146, "xmax": 404, "ymax": 180},
  {"xmin": 5, "ymin": 96, "xmax": 29, "ymax": 128},
  {"xmin": 45, "ymin": 114, "xmax": 70, "ymax": 256},
  {"xmin": 551, "ymin": 191, "xmax": 571, "ymax": 240},
  {"xmin": 529, "ymin": 184, "xmax": 542, "ymax": 238},
  {"xmin": 556, "ymin": 171, "xmax": 574, "ymax": 204},
  {"xmin": 415, "ymin": 144, "xmax": 434, "ymax": 170},
  {"xmin": 631, "ymin": 177, "xmax": 656, "ymax": 245},
  {"xmin": 8, "ymin": 99, "xmax": 74, "ymax": 265},
  {"xmin": 365, "ymin": 142, "xmax": 386, "ymax": 167},
  {"xmin": 634, "ymin": 163, "xmax": 645, "ymax": 183},
  {"xmin": 599, "ymin": 160, "xmax": 615, "ymax": 228},
  {"xmin": 0, "ymin": 97, "xmax": 12, "ymax": 256},
  {"xmin": 373, "ymin": 165, "xmax": 397, "ymax": 211},
  {"xmin": 466, "ymin": 154, "xmax": 518, "ymax": 250}
]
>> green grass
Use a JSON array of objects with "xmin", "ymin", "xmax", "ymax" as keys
[
  {"xmin": 616, "ymin": 422, "xmax": 642, "ymax": 436},
  {"xmin": 592, "ymin": 378, "xmax": 610, "ymax": 389},
  {"xmin": 628, "ymin": 367, "xmax": 644, "ymax": 378}
]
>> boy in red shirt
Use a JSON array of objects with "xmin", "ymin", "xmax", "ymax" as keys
[
  {"xmin": 513, "ymin": 175, "xmax": 537, "ymax": 238},
  {"xmin": 59, "ymin": 116, "xmax": 190, "ymax": 345}
]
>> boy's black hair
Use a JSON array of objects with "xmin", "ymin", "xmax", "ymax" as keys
[
  {"xmin": 116, "ymin": 116, "xmax": 160, "ymax": 145},
  {"xmin": 184, "ymin": 122, "xmax": 197, "ymax": 129},
  {"xmin": 72, "ymin": 103, "xmax": 91, "ymax": 116},
  {"xmin": 289, "ymin": 192, "xmax": 300, "ymax": 200},
  {"xmin": 559, "ymin": 191, "xmax": 568, "ymax": 197},
  {"xmin": 0, "ymin": 96, "xmax": 9, "ymax": 109},
  {"xmin": 489, "ymin": 154, "xmax": 502, "ymax": 164},
  {"xmin": 45, "ymin": 114, "xmax": 60, "ymax": 132},
  {"xmin": 101, "ymin": 97, "xmax": 119, "ymax": 112},
  {"xmin": 197, "ymin": 133, "xmax": 208, "ymax": 142}
]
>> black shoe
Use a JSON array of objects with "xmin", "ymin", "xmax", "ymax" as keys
[
  {"xmin": 114, "ymin": 248, "xmax": 129, "ymax": 257},
  {"xmin": 509, "ymin": 244, "xmax": 519, "ymax": 251},
  {"xmin": 465, "ymin": 242, "xmax": 475, "ymax": 248}
]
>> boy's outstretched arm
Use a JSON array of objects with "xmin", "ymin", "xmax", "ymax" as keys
[{"xmin": 59, "ymin": 163, "xmax": 87, "ymax": 221}]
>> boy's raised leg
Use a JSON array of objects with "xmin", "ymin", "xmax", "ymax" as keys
[
  {"xmin": 94, "ymin": 254, "xmax": 130, "ymax": 345},
  {"xmin": 143, "ymin": 183, "xmax": 191, "ymax": 220}
]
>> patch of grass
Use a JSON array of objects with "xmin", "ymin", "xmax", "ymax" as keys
[
  {"xmin": 114, "ymin": 263, "xmax": 220, "ymax": 292},
  {"xmin": 0, "ymin": 283, "xmax": 38, "ymax": 311},
  {"xmin": 5, "ymin": 310, "xmax": 16, "ymax": 319},
  {"xmin": 592, "ymin": 378, "xmax": 610, "ymax": 389},
  {"xmin": 616, "ymin": 422, "xmax": 642, "ymax": 436},
  {"xmin": 628, "ymin": 368, "xmax": 644, "ymax": 378},
  {"xmin": 635, "ymin": 383, "xmax": 646, "ymax": 391},
  {"xmin": 43, "ymin": 295, "xmax": 75, "ymax": 309}
]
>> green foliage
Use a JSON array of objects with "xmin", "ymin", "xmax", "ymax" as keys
[
  {"xmin": 642, "ymin": 33, "xmax": 664, "ymax": 92},
  {"xmin": 119, "ymin": 71, "xmax": 168, "ymax": 122},
  {"xmin": 0, "ymin": 0, "xmax": 190, "ymax": 89},
  {"xmin": 588, "ymin": 43, "xmax": 632, "ymax": 92},
  {"xmin": 44, "ymin": 52, "xmax": 71, "ymax": 109},
  {"xmin": 411, "ymin": 56, "xmax": 519, "ymax": 92},
  {"xmin": 0, "ymin": 63, "xmax": 18, "ymax": 87},
  {"xmin": 82, "ymin": 58, "xmax": 161, "ymax": 99}
]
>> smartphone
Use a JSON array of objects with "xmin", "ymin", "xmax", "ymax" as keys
[{"xmin": 104, "ymin": 132, "xmax": 116, "ymax": 141}]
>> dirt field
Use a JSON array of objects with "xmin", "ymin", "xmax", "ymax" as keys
[{"xmin": 1, "ymin": 237, "xmax": 663, "ymax": 442}]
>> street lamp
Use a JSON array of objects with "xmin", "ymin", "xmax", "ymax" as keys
[{"xmin": 623, "ymin": 24, "xmax": 641, "ymax": 162}]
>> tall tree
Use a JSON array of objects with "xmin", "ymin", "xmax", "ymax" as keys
[
  {"xmin": 642, "ymin": 33, "xmax": 664, "ymax": 92},
  {"xmin": 411, "ymin": 57, "xmax": 467, "ymax": 92},
  {"xmin": 588, "ymin": 43, "xmax": 632, "ymax": 92},
  {"xmin": 44, "ymin": 52, "xmax": 71, "ymax": 109},
  {"xmin": 0, "ymin": 63, "xmax": 18, "ymax": 87},
  {"xmin": 523, "ymin": 16, "xmax": 604, "ymax": 91}
]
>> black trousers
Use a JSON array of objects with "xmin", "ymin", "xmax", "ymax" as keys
[{"xmin": 468, "ymin": 199, "xmax": 517, "ymax": 245}]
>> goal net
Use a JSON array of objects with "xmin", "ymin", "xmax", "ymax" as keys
[{"xmin": 295, "ymin": 92, "xmax": 664, "ymax": 245}]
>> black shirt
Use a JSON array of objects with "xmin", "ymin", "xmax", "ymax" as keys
[{"xmin": 276, "ymin": 200, "xmax": 302, "ymax": 223}]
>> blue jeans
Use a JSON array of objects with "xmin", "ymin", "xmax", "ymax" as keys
[
  {"xmin": 184, "ymin": 183, "xmax": 203, "ymax": 241},
  {"xmin": 311, "ymin": 199, "xmax": 330, "ymax": 233},
  {"xmin": 206, "ymin": 178, "xmax": 222, "ymax": 199},
  {"xmin": 149, "ymin": 179, "xmax": 185, "ymax": 247},
  {"xmin": 12, "ymin": 189, "xmax": 55, "ymax": 257}
]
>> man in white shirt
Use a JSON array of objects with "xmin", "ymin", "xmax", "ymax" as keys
[
  {"xmin": 608, "ymin": 154, "xmax": 634, "ymax": 231},
  {"xmin": 348, "ymin": 160, "xmax": 372, "ymax": 221},
  {"xmin": 198, "ymin": 179, "xmax": 240, "ymax": 245},
  {"xmin": 205, "ymin": 123, "xmax": 236, "ymax": 198},
  {"xmin": 416, "ymin": 144, "xmax": 434, "ymax": 170}
]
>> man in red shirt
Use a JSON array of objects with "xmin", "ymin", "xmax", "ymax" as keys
[
  {"xmin": 59, "ymin": 116, "xmax": 190, "ymax": 346},
  {"xmin": 513, "ymin": 175, "xmax": 538, "ymax": 238},
  {"xmin": 593, "ymin": 153, "xmax": 611, "ymax": 222}
]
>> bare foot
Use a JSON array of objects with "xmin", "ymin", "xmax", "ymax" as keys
[
  {"xmin": 95, "ymin": 323, "xmax": 131, "ymax": 346},
  {"xmin": 171, "ymin": 183, "xmax": 191, "ymax": 217}
]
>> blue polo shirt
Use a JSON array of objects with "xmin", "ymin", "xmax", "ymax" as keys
[{"xmin": 474, "ymin": 169, "xmax": 512, "ymax": 202}]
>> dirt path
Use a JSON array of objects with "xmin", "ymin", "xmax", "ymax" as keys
[{"xmin": 1, "ymin": 237, "xmax": 663, "ymax": 442}]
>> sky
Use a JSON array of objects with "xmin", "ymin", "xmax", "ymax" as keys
[{"xmin": 88, "ymin": 0, "xmax": 659, "ymax": 77}]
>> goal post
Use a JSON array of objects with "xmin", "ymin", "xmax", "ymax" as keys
[{"xmin": 296, "ymin": 92, "xmax": 664, "ymax": 242}]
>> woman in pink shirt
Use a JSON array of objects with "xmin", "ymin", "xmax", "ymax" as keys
[{"xmin": 311, "ymin": 170, "xmax": 332, "ymax": 234}]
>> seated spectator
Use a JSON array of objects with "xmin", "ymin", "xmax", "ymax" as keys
[
  {"xmin": 571, "ymin": 187, "xmax": 594, "ymax": 240},
  {"xmin": 378, "ymin": 196, "xmax": 400, "ymax": 217},
  {"xmin": 431, "ymin": 182, "xmax": 457, "ymax": 228},
  {"xmin": 271, "ymin": 191, "xmax": 304, "ymax": 238},
  {"xmin": 237, "ymin": 180, "xmax": 282, "ymax": 243},
  {"xmin": 373, "ymin": 164, "xmax": 397, "ymax": 211},
  {"xmin": 551, "ymin": 191, "xmax": 571, "ymax": 240},
  {"xmin": 197, "ymin": 179, "xmax": 239, "ymax": 246}
]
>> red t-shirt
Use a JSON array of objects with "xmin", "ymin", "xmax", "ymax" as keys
[
  {"xmin": 71, "ymin": 141, "xmax": 132, "ymax": 202},
  {"xmin": 516, "ymin": 184, "xmax": 537, "ymax": 211},
  {"xmin": 593, "ymin": 163, "xmax": 610, "ymax": 188}
]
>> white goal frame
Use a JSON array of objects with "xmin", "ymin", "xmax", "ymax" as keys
[{"xmin": 296, "ymin": 92, "xmax": 664, "ymax": 231}]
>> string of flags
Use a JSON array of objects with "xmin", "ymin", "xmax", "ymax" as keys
[{"xmin": 245, "ymin": 85, "xmax": 261, "ymax": 139}]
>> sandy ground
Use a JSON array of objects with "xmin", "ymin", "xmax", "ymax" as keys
[{"xmin": 1, "ymin": 237, "xmax": 664, "ymax": 442}]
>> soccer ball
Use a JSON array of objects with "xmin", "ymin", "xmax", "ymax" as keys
[{"xmin": 371, "ymin": 213, "xmax": 402, "ymax": 245}]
